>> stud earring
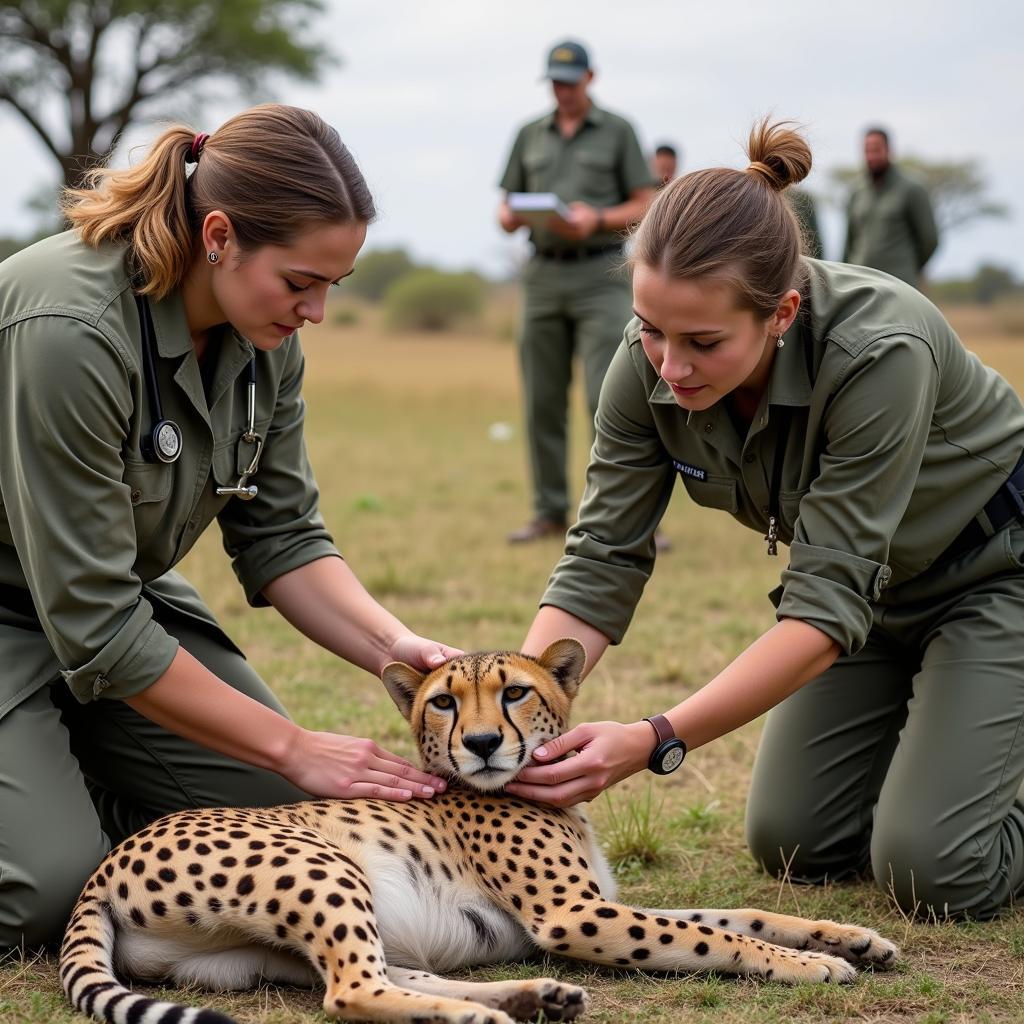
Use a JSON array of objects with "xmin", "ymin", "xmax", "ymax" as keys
[
  {"xmin": 207, "ymin": 251, "xmax": 219, "ymax": 264},
  {"xmin": 775, "ymin": 334, "xmax": 785, "ymax": 349}
]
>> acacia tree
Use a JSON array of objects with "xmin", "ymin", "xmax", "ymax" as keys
[
  {"xmin": 828, "ymin": 156, "xmax": 1008, "ymax": 237},
  {"xmin": 0, "ymin": 0, "xmax": 332, "ymax": 191}
]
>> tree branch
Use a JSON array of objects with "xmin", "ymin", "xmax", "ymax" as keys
[{"xmin": 0, "ymin": 84, "xmax": 64, "ymax": 163}]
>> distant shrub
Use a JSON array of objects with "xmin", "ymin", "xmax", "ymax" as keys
[
  {"xmin": 348, "ymin": 247, "xmax": 417, "ymax": 302},
  {"xmin": 332, "ymin": 306, "xmax": 360, "ymax": 326},
  {"xmin": 931, "ymin": 263, "xmax": 1021, "ymax": 306},
  {"xmin": 384, "ymin": 269, "xmax": 486, "ymax": 331}
]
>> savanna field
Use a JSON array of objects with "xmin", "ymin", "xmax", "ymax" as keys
[{"xmin": 2, "ymin": 295, "xmax": 1023, "ymax": 1023}]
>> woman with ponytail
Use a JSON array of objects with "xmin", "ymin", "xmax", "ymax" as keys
[
  {"xmin": 0, "ymin": 105, "xmax": 455, "ymax": 949},
  {"xmin": 509, "ymin": 119, "xmax": 1024, "ymax": 921}
]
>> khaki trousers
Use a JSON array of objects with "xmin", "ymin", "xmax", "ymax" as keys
[
  {"xmin": 518, "ymin": 252, "xmax": 633, "ymax": 521},
  {"xmin": 0, "ymin": 610, "xmax": 305, "ymax": 949},
  {"xmin": 747, "ymin": 522, "xmax": 1024, "ymax": 919}
]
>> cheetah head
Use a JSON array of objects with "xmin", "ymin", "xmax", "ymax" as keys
[{"xmin": 381, "ymin": 639, "xmax": 586, "ymax": 792}]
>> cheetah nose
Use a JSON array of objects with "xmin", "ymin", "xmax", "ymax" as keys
[{"xmin": 463, "ymin": 732, "xmax": 502, "ymax": 760}]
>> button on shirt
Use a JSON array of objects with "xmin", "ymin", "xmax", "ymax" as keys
[
  {"xmin": 499, "ymin": 103, "xmax": 653, "ymax": 252},
  {"xmin": 541, "ymin": 258, "xmax": 1024, "ymax": 655},
  {"xmin": 0, "ymin": 232, "xmax": 338, "ymax": 715}
]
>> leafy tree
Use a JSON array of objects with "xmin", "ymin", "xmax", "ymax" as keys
[
  {"xmin": 346, "ymin": 248, "xmax": 418, "ymax": 303},
  {"xmin": 0, "ymin": 0, "xmax": 332, "ymax": 191},
  {"xmin": 828, "ymin": 156, "xmax": 1008, "ymax": 236}
]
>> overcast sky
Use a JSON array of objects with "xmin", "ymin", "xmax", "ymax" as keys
[{"xmin": 2, "ymin": 0, "xmax": 1021, "ymax": 279}]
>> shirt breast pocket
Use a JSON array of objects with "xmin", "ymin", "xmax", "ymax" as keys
[
  {"xmin": 779, "ymin": 487, "xmax": 810, "ymax": 536},
  {"xmin": 211, "ymin": 418, "xmax": 272, "ymax": 492},
  {"xmin": 681, "ymin": 474, "xmax": 738, "ymax": 513},
  {"xmin": 576, "ymin": 150, "xmax": 616, "ymax": 191},
  {"xmin": 522, "ymin": 150, "xmax": 554, "ymax": 189},
  {"xmin": 123, "ymin": 459, "xmax": 173, "ymax": 544}
]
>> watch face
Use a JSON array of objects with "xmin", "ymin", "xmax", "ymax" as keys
[{"xmin": 660, "ymin": 745, "xmax": 685, "ymax": 773}]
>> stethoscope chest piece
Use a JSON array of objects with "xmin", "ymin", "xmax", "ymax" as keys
[
  {"xmin": 146, "ymin": 419, "xmax": 183, "ymax": 463},
  {"xmin": 135, "ymin": 292, "xmax": 262, "ymax": 497}
]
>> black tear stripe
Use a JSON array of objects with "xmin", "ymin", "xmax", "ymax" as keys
[
  {"xmin": 445, "ymin": 716, "xmax": 461, "ymax": 777},
  {"xmin": 462, "ymin": 907, "xmax": 496, "ymax": 949},
  {"xmin": 501, "ymin": 703, "xmax": 525, "ymax": 755}
]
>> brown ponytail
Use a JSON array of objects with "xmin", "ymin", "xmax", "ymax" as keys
[
  {"xmin": 62, "ymin": 104, "xmax": 376, "ymax": 300},
  {"xmin": 631, "ymin": 118, "xmax": 813, "ymax": 319}
]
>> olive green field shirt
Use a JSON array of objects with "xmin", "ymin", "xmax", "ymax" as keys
[
  {"xmin": 541, "ymin": 258, "xmax": 1024, "ymax": 654},
  {"xmin": 0, "ymin": 232, "xmax": 338, "ymax": 718},
  {"xmin": 499, "ymin": 102, "xmax": 654, "ymax": 251},
  {"xmin": 843, "ymin": 165, "xmax": 939, "ymax": 286}
]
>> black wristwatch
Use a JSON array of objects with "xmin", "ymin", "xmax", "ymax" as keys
[{"xmin": 644, "ymin": 715, "xmax": 687, "ymax": 775}]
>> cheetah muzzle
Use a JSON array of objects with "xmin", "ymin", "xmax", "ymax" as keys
[{"xmin": 60, "ymin": 638, "xmax": 899, "ymax": 1023}]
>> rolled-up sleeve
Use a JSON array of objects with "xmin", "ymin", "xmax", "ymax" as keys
[
  {"xmin": 0, "ymin": 317, "xmax": 179, "ymax": 702},
  {"xmin": 776, "ymin": 334, "xmax": 938, "ymax": 653},
  {"xmin": 217, "ymin": 335, "xmax": 339, "ymax": 606},
  {"xmin": 540, "ymin": 335, "xmax": 675, "ymax": 642}
]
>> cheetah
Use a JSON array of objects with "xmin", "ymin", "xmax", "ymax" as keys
[{"xmin": 61, "ymin": 639, "xmax": 899, "ymax": 1023}]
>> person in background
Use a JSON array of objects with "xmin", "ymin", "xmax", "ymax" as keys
[
  {"xmin": 843, "ymin": 126, "xmax": 938, "ymax": 288},
  {"xmin": 498, "ymin": 39, "xmax": 656, "ymax": 545},
  {"xmin": 652, "ymin": 143, "xmax": 679, "ymax": 187},
  {"xmin": 509, "ymin": 119, "xmax": 1024, "ymax": 923},
  {"xmin": 0, "ymin": 104, "xmax": 455, "ymax": 950}
]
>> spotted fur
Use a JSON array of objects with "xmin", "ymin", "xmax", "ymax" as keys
[{"xmin": 60, "ymin": 639, "xmax": 898, "ymax": 1023}]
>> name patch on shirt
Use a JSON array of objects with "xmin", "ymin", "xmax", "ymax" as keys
[{"xmin": 672, "ymin": 460, "xmax": 707, "ymax": 482}]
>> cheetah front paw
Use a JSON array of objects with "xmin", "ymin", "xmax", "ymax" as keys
[
  {"xmin": 767, "ymin": 950, "xmax": 858, "ymax": 984},
  {"xmin": 495, "ymin": 979, "xmax": 589, "ymax": 1021}
]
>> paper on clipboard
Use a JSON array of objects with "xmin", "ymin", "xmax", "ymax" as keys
[{"xmin": 508, "ymin": 192, "xmax": 572, "ymax": 228}]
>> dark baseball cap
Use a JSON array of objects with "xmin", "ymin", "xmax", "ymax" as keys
[{"xmin": 543, "ymin": 40, "xmax": 591, "ymax": 83}]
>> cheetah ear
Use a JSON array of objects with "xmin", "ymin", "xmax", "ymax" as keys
[
  {"xmin": 381, "ymin": 661, "xmax": 427, "ymax": 720},
  {"xmin": 536, "ymin": 638, "xmax": 587, "ymax": 700}
]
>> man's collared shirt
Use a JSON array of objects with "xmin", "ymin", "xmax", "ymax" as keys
[
  {"xmin": 499, "ymin": 102, "xmax": 654, "ymax": 251},
  {"xmin": 844, "ymin": 165, "xmax": 939, "ymax": 287}
]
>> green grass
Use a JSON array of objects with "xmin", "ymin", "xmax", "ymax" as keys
[{"xmin": 3, "ymin": 303, "xmax": 1024, "ymax": 1022}]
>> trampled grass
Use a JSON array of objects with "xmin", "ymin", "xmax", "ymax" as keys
[{"xmin": 2, "ymin": 301, "xmax": 1023, "ymax": 1023}]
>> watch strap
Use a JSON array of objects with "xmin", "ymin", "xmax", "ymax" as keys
[{"xmin": 644, "ymin": 714, "xmax": 676, "ymax": 746}]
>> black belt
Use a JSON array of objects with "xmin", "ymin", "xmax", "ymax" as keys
[
  {"xmin": 938, "ymin": 451, "xmax": 1024, "ymax": 562},
  {"xmin": 533, "ymin": 243, "xmax": 623, "ymax": 262}
]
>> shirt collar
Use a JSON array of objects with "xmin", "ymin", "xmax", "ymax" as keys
[
  {"xmin": 148, "ymin": 288, "xmax": 254, "ymax": 364},
  {"xmin": 542, "ymin": 102, "xmax": 605, "ymax": 132}
]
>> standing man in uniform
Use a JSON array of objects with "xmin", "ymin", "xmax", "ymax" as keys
[
  {"xmin": 843, "ymin": 127, "xmax": 939, "ymax": 289},
  {"xmin": 499, "ymin": 40, "xmax": 655, "ymax": 544}
]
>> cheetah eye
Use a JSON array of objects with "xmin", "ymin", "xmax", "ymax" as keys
[
  {"xmin": 429, "ymin": 694, "xmax": 455, "ymax": 711},
  {"xmin": 503, "ymin": 685, "xmax": 529, "ymax": 702}
]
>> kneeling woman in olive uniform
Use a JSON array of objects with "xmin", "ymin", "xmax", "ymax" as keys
[
  {"xmin": 508, "ymin": 120, "xmax": 1024, "ymax": 921},
  {"xmin": 0, "ymin": 105, "xmax": 455, "ymax": 948}
]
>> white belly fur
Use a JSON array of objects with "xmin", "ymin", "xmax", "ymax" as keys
[{"xmin": 361, "ymin": 845, "xmax": 535, "ymax": 972}]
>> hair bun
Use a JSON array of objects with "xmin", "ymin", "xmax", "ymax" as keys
[{"xmin": 745, "ymin": 118, "xmax": 812, "ymax": 191}]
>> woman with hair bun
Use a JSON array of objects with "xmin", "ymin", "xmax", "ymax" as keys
[
  {"xmin": 0, "ymin": 104, "xmax": 455, "ymax": 949},
  {"xmin": 510, "ymin": 119, "xmax": 1024, "ymax": 921}
]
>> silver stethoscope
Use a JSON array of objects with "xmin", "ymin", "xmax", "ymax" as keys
[{"xmin": 135, "ymin": 294, "xmax": 264, "ymax": 500}]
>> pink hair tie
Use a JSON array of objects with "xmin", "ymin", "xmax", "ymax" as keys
[{"xmin": 189, "ymin": 132, "xmax": 210, "ymax": 164}]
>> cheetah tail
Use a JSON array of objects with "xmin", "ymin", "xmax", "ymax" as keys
[{"xmin": 59, "ymin": 893, "xmax": 235, "ymax": 1024}]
